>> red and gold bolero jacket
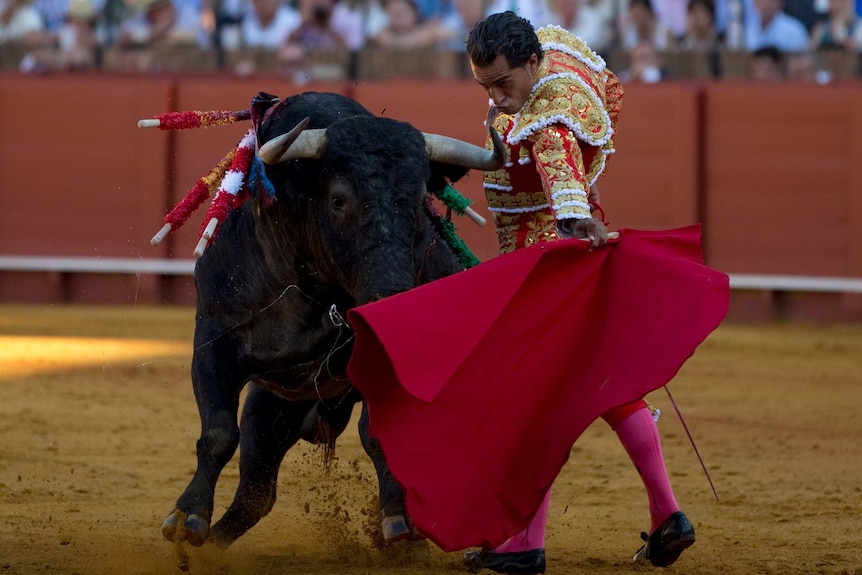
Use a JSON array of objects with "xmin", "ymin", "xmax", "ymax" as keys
[{"xmin": 484, "ymin": 26, "xmax": 624, "ymax": 254}]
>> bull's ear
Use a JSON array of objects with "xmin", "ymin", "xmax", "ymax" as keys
[{"xmin": 251, "ymin": 93, "xmax": 281, "ymax": 148}]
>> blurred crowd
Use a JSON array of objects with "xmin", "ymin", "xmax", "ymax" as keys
[{"xmin": 2, "ymin": 0, "xmax": 860, "ymax": 81}]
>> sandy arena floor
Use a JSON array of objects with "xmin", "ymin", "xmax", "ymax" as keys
[{"xmin": 1, "ymin": 304, "xmax": 860, "ymax": 575}]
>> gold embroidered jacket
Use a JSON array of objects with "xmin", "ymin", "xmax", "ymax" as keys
[{"xmin": 484, "ymin": 26, "xmax": 623, "ymax": 254}]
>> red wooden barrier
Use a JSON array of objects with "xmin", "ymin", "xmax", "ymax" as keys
[
  {"xmin": 0, "ymin": 74, "xmax": 859, "ymax": 320},
  {"xmin": 598, "ymin": 82, "xmax": 701, "ymax": 230},
  {"xmin": 703, "ymin": 82, "xmax": 862, "ymax": 278},
  {"xmin": 0, "ymin": 75, "xmax": 173, "ymax": 303}
]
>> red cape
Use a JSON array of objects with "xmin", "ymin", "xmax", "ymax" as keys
[{"xmin": 346, "ymin": 226, "xmax": 729, "ymax": 552}]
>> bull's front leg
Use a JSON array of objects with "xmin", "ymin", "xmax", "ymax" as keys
[
  {"xmin": 358, "ymin": 401, "xmax": 423, "ymax": 543},
  {"xmin": 162, "ymin": 351, "xmax": 243, "ymax": 547},
  {"xmin": 207, "ymin": 384, "xmax": 311, "ymax": 547}
]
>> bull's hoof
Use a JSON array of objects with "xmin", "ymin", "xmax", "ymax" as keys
[
  {"xmin": 162, "ymin": 510, "xmax": 210, "ymax": 547},
  {"xmin": 382, "ymin": 514, "xmax": 425, "ymax": 544},
  {"xmin": 381, "ymin": 514, "xmax": 410, "ymax": 543}
]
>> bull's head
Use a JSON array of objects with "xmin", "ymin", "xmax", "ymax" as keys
[{"xmin": 253, "ymin": 103, "xmax": 505, "ymax": 307}]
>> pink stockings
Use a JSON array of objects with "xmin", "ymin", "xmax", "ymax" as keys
[
  {"xmin": 492, "ymin": 487, "xmax": 551, "ymax": 553},
  {"xmin": 491, "ymin": 403, "xmax": 679, "ymax": 553},
  {"xmin": 610, "ymin": 404, "xmax": 680, "ymax": 532}
]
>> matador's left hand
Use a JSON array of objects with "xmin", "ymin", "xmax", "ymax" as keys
[{"xmin": 556, "ymin": 217, "xmax": 608, "ymax": 250}]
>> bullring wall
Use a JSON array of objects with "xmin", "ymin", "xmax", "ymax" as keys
[{"xmin": 0, "ymin": 73, "xmax": 860, "ymax": 321}]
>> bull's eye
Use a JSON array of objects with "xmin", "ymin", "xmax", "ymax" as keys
[{"xmin": 328, "ymin": 178, "xmax": 351, "ymax": 212}]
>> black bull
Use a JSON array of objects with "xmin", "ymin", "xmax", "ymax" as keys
[{"xmin": 161, "ymin": 92, "xmax": 504, "ymax": 551}]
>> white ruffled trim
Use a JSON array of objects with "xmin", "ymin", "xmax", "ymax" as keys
[
  {"xmin": 508, "ymin": 73, "xmax": 614, "ymax": 148},
  {"xmin": 505, "ymin": 161, "xmax": 514, "ymax": 168},
  {"xmin": 556, "ymin": 212, "xmax": 591, "ymax": 220},
  {"xmin": 518, "ymin": 157, "xmax": 532, "ymax": 165},
  {"xmin": 539, "ymin": 25, "xmax": 606, "ymax": 73},
  {"xmin": 484, "ymin": 182, "xmax": 513, "ymax": 191},
  {"xmin": 553, "ymin": 199, "xmax": 591, "ymax": 212},
  {"xmin": 488, "ymin": 203, "xmax": 551, "ymax": 214},
  {"xmin": 550, "ymin": 188, "xmax": 588, "ymax": 201},
  {"xmin": 588, "ymin": 153, "xmax": 608, "ymax": 187}
]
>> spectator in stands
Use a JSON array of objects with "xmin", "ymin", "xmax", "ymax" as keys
[
  {"xmin": 357, "ymin": 0, "xmax": 388, "ymax": 39},
  {"xmin": 99, "ymin": 0, "xmax": 126, "ymax": 44},
  {"xmin": 749, "ymin": 43, "xmax": 784, "ymax": 78},
  {"xmin": 173, "ymin": 0, "xmax": 214, "ymax": 47},
  {"xmin": 288, "ymin": 0, "xmax": 364, "ymax": 51},
  {"xmin": 19, "ymin": 0, "xmax": 100, "ymax": 71},
  {"xmin": 112, "ymin": 0, "xmax": 199, "ymax": 71},
  {"xmin": 1, "ymin": 0, "xmax": 47, "ymax": 45},
  {"xmin": 283, "ymin": 0, "xmax": 358, "ymax": 79},
  {"xmin": 671, "ymin": 0, "xmax": 721, "ymax": 75},
  {"xmin": 32, "ymin": 0, "xmax": 102, "ymax": 34},
  {"xmin": 783, "ymin": 0, "xmax": 819, "ymax": 31},
  {"xmin": 650, "ymin": 0, "xmax": 688, "ymax": 38},
  {"xmin": 211, "ymin": 0, "xmax": 243, "ymax": 50},
  {"xmin": 53, "ymin": 0, "xmax": 100, "ymax": 68},
  {"xmin": 414, "ymin": 0, "xmax": 452, "ymax": 19},
  {"xmin": 437, "ymin": 0, "xmax": 486, "ymax": 51},
  {"xmin": 115, "ymin": 0, "xmax": 207, "ymax": 48},
  {"xmin": 744, "ymin": 0, "xmax": 808, "ymax": 51},
  {"xmin": 717, "ymin": 0, "xmax": 817, "ymax": 43},
  {"xmin": 288, "ymin": 0, "xmax": 348, "ymax": 49},
  {"xmin": 278, "ymin": 38, "xmax": 310, "ymax": 81},
  {"xmin": 483, "ymin": 0, "xmax": 552, "ymax": 26},
  {"xmin": 618, "ymin": 38, "xmax": 667, "ymax": 80},
  {"xmin": 239, "ymin": 0, "xmax": 300, "ymax": 48},
  {"xmin": 621, "ymin": 0, "xmax": 673, "ymax": 50},
  {"xmin": 330, "ymin": 0, "xmax": 365, "ymax": 49},
  {"xmin": 677, "ymin": 0, "xmax": 721, "ymax": 49},
  {"xmin": 366, "ymin": 0, "xmax": 450, "ymax": 48},
  {"xmin": 809, "ymin": 0, "xmax": 862, "ymax": 51},
  {"xmin": 720, "ymin": 0, "xmax": 744, "ymax": 49},
  {"xmin": 546, "ymin": 0, "xmax": 616, "ymax": 54}
]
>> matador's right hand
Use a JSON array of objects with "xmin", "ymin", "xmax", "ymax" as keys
[{"xmin": 556, "ymin": 217, "xmax": 609, "ymax": 251}]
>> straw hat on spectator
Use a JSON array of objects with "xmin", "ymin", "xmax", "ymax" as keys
[{"xmin": 67, "ymin": 0, "xmax": 97, "ymax": 20}]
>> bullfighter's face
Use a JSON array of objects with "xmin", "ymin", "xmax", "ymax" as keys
[{"xmin": 470, "ymin": 53, "xmax": 539, "ymax": 115}]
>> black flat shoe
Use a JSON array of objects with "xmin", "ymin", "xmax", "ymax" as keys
[
  {"xmin": 632, "ymin": 511, "xmax": 696, "ymax": 567},
  {"xmin": 463, "ymin": 548, "xmax": 546, "ymax": 574}
]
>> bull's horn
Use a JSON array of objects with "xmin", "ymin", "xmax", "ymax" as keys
[
  {"xmin": 423, "ymin": 128, "xmax": 506, "ymax": 171},
  {"xmin": 258, "ymin": 118, "xmax": 327, "ymax": 164}
]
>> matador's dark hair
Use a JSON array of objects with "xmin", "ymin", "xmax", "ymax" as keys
[{"xmin": 466, "ymin": 11, "xmax": 544, "ymax": 69}]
